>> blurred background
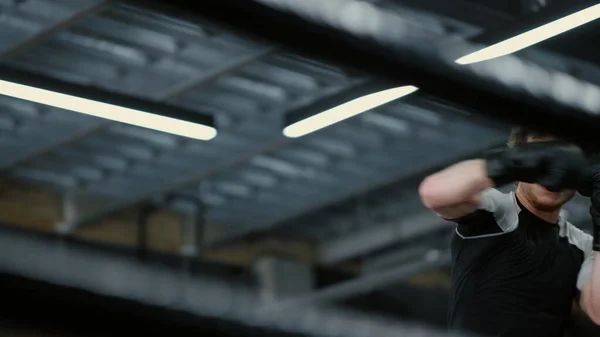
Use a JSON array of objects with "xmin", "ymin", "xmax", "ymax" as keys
[{"xmin": 0, "ymin": 0, "xmax": 599, "ymax": 336}]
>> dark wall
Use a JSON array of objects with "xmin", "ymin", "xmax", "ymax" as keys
[
  {"xmin": 341, "ymin": 283, "xmax": 600, "ymax": 337},
  {"xmin": 0, "ymin": 273, "xmax": 282, "ymax": 337},
  {"xmin": 1, "ymin": 269, "xmax": 597, "ymax": 337},
  {"xmin": 341, "ymin": 284, "xmax": 449, "ymax": 328}
]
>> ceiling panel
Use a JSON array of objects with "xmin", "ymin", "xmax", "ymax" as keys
[{"xmin": 0, "ymin": 0, "xmax": 521, "ymax": 247}]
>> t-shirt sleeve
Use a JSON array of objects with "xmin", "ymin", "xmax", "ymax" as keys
[
  {"xmin": 448, "ymin": 189, "xmax": 521, "ymax": 278},
  {"xmin": 450, "ymin": 188, "xmax": 520, "ymax": 239},
  {"xmin": 563, "ymin": 223, "xmax": 596, "ymax": 291},
  {"xmin": 578, "ymin": 251, "xmax": 594, "ymax": 291}
]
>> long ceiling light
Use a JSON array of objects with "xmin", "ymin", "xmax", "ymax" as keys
[
  {"xmin": 0, "ymin": 68, "xmax": 217, "ymax": 141},
  {"xmin": 283, "ymin": 85, "xmax": 418, "ymax": 138},
  {"xmin": 456, "ymin": 3, "xmax": 600, "ymax": 65}
]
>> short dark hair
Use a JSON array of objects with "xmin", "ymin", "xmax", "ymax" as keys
[{"xmin": 507, "ymin": 126, "xmax": 554, "ymax": 148}]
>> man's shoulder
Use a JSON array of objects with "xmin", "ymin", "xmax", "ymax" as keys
[
  {"xmin": 559, "ymin": 219, "xmax": 594, "ymax": 255},
  {"xmin": 453, "ymin": 188, "xmax": 520, "ymax": 239},
  {"xmin": 479, "ymin": 188, "xmax": 518, "ymax": 214}
]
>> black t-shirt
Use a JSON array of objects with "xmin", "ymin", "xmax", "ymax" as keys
[{"xmin": 447, "ymin": 188, "xmax": 594, "ymax": 337}]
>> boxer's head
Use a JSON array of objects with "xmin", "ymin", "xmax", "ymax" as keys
[
  {"xmin": 508, "ymin": 127, "xmax": 576, "ymax": 213},
  {"xmin": 506, "ymin": 126, "xmax": 554, "ymax": 148}
]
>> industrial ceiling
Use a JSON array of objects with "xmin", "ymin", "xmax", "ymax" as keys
[{"xmin": 0, "ymin": 0, "xmax": 597, "ymax": 289}]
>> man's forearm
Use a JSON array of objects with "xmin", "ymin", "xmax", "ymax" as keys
[
  {"xmin": 583, "ymin": 200, "xmax": 600, "ymax": 324},
  {"xmin": 419, "ymin": 159, "xmax": 492, "ymax": 211},
  {"xmin": 582, "ymin": 253, "xmax": 600, "ymax": 324},
  {"xmin": 421, "ymin": 142, "xmax": 587, "ymax": 211}
]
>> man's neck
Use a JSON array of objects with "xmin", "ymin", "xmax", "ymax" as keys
[{"xmin": 515, "ymin": 188, "xmax": 561, "ymax": 224}]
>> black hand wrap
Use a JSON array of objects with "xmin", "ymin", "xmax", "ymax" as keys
[
  {"xmin": 576, "ymin": 150, "xmax": 597, "ymax": 197},
  {"xmin": 578, "ymin": 176, "xmax": 593, "ymax": 197},
  {"xmin": 484, "ymin": 148, "xmax": 536, "ymax": 187},
  {"xmin": 483, "ymin": 141, "xmax": 588, "ymax": 191}
]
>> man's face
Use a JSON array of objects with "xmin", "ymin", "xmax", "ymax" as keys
[
  {"xmin": 517, "ymin": 135, "xmax": 576, "ymax": 212},
  {"xmin": 518, "ymin": 182, "xmax": 575, "ymax": 212}
]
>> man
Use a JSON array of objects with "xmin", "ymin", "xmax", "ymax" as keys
[{"xmin": 418, "ymin": 127, "xmax": 600, "ymax": 337}]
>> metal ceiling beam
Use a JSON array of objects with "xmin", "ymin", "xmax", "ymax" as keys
[
  {"xmin": 469, "ymin": 0, "xmax": 600, "ymax": 47},
  {"xmin": 142, "ymin": 0, "xmax": 600, "ymax": 149},
  {"xmin": 395, "ymin": 0, "xmax": 600, "ymax": 79},
  {"xmin": 67, "ymin": 105, "xmax": 502, "ymax": 239},
  {"xmin": 264, "ymin": 250, "xmax": 451, "ymax": 311},
  {"xmin": 0, "ymin": 121, "xmax": 113, "ymax": 172},
  {"xmin": 154, "ymin": 46, "xmax": 279, "ymax": 98},
  {"xmin": 393, "ymin": 0, "xmax": 597, "ymax": 43},
  {"xmin": 207, "ymin": 137, "xmax": 506, "ymax": 249},
  {"xmin": 390, "ymin": 0, "xmax": 597, "ymax": 26},
  {"xmin": 363, "ymin": 243, "xmax": 446, "ymax": 273},
  {"xmin": 64, "ymin": 79, "xmax": 372, "ymax": 231},
  {"xmin": 382, "ymin": 0, "xmax": 513, "ymax": 29},
  {"xmin": 0, "ymin": 29, "xmax": 274, "ymax": 172},
  {"xmin": 319, "ymin": 210, "xmax": 449, "ymax": 265},
  {"xmin": 0, "ymin": 0, "xmax": 113, "ymax": 61},
  {"xmin": 0, "ymin": 0, "xmax": 114, "ymax": 171}
]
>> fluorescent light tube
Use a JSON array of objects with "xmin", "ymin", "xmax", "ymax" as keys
[
  {"xmin": 0, "ymin": 79, "xmax": 218, "ymax": 141},
  {"xmin": 283, "ymin": 85, "xmax": 418, "ymax": 138},
  {"xmin": 456, "ymin": 3, "xmax": 600, "ymax": 65}
]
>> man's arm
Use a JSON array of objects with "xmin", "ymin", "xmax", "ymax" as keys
[
  {"xmin": 578, "ymin": 157, "xmax": 600, "ymax": 324},
  {"xmin": 579, "ymin": 253, "xmax": 600, "ymax": 325},
  {"xmin": 419, "ymin": 141, "xmax": 586, "ymax": 220},
  {"xmin": 419, "ymin": 159, "xmax": 493, "ymax": 219}
]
